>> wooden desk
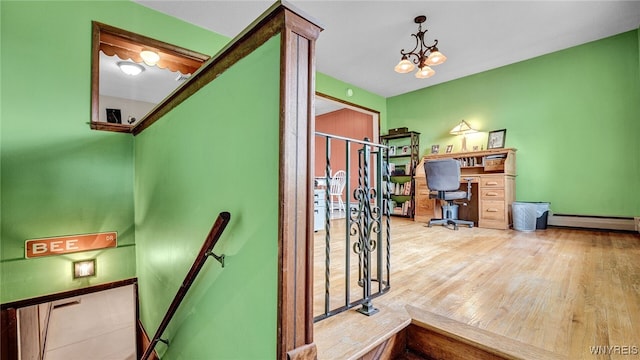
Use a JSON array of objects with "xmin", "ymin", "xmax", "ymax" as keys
[{"xmin": 414, "ymin": 148, "xmax": 516, "ymax": 230}]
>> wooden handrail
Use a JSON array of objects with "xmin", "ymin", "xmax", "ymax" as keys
[{"xmin": 140, "ymin": 211, "xmax": 231, "ymax": 360}]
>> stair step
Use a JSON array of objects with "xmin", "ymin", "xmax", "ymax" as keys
[{"xmin": 405, "ymin": 305, "xmax": 566, "ymax": 360}]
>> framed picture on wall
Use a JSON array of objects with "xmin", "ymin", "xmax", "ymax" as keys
[
  {"xmin": 446, "ymin": 145, "xmax": 453, "ymax": 153},
  {"xmin": 487, "ymin": 129, "xmax": 507, "ymax": 149},
  {"xmin": 106, "ymin": 108, "xmax": 122, "ymax": 124},
  {"xmin": 431, "ymin": 145, "xmax": 440, "ymax": 154}
]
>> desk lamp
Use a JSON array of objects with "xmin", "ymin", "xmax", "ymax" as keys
[{"xmin": 450, "ymin": 120, "xmax": 477, "ymax": 152}]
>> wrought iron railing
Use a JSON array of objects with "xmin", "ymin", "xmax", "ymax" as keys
[{"xmin": 313, "ymin": 133, "xmax": 391, "ymax": 322}]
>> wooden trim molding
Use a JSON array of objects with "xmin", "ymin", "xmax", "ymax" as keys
[
  {"xmin": 90, "ymin": 21, "xmax": 209, "ymax": 132},
  {"xmin": 315, "ymin": 92, "xmax": 381, "ymax": 117},
  {"xmin": 286, "ymin": 342, "xmax": 318, "ymax": 360},
  {"xmin": 131, "ymin": 1, "xmax": 321, "ymax": 136},
  {"xmin": 0, "ymin": 278, "xmax": 137, "ymax": 310}
]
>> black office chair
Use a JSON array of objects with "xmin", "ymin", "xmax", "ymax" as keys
[{"xmin": 424, "ymin": 159, "xmax": 474, "ymax": 230}]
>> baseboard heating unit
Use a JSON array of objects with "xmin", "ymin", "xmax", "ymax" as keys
[{"xmin": 548, "ymin": 214, "xmax": 639, "ymax": 232}]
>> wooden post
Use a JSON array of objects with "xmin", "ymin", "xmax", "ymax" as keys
[{"xmin": 277, "ymin": 3, "xmax": 322, "ymax": 359}]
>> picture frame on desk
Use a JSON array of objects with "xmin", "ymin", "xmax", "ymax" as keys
[
  {"xmin": 431, "ymin": 145, "xmax": 440, "ymax": 154},
  {"xmin": 487, "ymin": 129, "xmax": 507, "ymax": 149},
  {"xmin": 388, "ymin": 145, "xmax": 396, "ymax": 156},
  {"xmin": 446, "ymin": 144, "xmax": 453, "ymax": 153},
  {"xmin": 401, "ymin": 145, "xmax": 410, "ymax": 154}
]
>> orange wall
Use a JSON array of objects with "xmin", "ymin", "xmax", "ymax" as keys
[{"xmin": 315, "ymin": 108, "xmax": 374, "ymax": 201}]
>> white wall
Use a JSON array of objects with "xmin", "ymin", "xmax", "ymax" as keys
[{"xmin": 98, "ymin": 95, "xmax": 156, "ymax": 124}]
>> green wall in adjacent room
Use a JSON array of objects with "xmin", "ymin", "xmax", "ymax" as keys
[
  {"xmin": 0, "ymin": 1, "xmax": 228, "ymax": 303},
  {"xmin": 387, "ymin": 30, "xmax": 640, "ymax": 218},
  {"xmin": 317, "ymin": 72, "xmax": 388, "ymax": 130},
  {"xmin": 134, "ymin": 36, "xmax": 281, "ymax": 360}
]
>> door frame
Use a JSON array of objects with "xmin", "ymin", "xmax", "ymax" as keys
[{"xmin": 0, "ymin": 278, "xmax": 139, "ymax": 360}]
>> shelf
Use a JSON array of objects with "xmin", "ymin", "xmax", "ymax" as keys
[
  {"xmin": 389, "ymin": 154, "xmax": 413, "ymax": 158},
  {"xmin": 390, "ymin": 194, "xmax": 411, "ymax": 202},
  {"xmin": 391, "ymin": 213, "xmax": 412, "ymax": 218},
  {"xmin": 390, "ymin": 175, "xmax": 412, "ymax": 183},
  {"xmin": 380, "ymin": 131, "xmax": 420, "ymax": 140},
  {"xmin": 381, "ymin": 130, "xmax": 419, "ymax": 219}
]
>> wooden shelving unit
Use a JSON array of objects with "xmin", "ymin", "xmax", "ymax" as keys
[{"xmin": 381, "ymin": 131, "xmax": 420, "ymax": 218}]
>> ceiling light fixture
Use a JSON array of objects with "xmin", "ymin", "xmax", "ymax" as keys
[
  {"xmin": 394, "ymin": 15, "xmax": 447, "ymax": 79},
  {"xmin": 117, "ymin": 61, "xmax": 145, "ymax": 76},
  {"xmin": 140, "ymin": 50, "xmax": 160, "ymax": 66}
]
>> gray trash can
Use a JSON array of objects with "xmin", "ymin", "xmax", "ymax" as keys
[
  {"xmin": 533, "ymin": 202, "xmax": 550, "ymax": 229},
  {"xmin": 512, "ymin": 202, "xmax": 536, "ymax": 232}
]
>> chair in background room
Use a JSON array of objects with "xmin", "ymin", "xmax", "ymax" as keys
[
  {"xmin": 329, "ymin": 170, "xmax": 347, "ymax": 215},
  {"xmin": 424, "ymin": 159, "xmax": 474, "ymax": 230}
]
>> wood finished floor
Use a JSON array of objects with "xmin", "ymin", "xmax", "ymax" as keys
[{"xmin": 313, "ymin": 218, "xmax": 640, "ymax": 360}]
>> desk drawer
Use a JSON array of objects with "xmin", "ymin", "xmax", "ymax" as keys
[
  {"xmin": 481, "ymin": 189, "xmax": 505, "ymax": 200},
  {"xmin": 481, "ymin": 176, "xmax": 504, "ymax": 188},
  {"xmin": 314, "ymin": 205, "xmax": 326, "ymax": 231},
  {"xmin": 314, "ymin": 190, "xmax": 326, "ymax": 208},
  {"xmin": 484, "ymin": 158, "xmax": 505, "ymax": 172},
  {"xmin": 480, "ymin": 201, "xmax": 505, "ymax": 221}
]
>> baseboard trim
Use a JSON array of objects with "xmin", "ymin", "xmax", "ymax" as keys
[{"xmin": 548, "ymin": 214, "xmax": 637, "ymax": 232}]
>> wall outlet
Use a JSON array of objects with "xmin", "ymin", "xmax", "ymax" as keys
[{"xmin": 635, "ymin": 217, "xmax": 640, "ymax": 233}]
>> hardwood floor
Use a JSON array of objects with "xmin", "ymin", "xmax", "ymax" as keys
[{"xmin": 313, "ymin": 218, "xmax": 640, "ymax": 359}]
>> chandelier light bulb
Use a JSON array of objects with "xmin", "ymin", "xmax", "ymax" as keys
[
  {"xmin": 394, "ymin": 58, "xmax": 415, "ymax": 73},
  {"xmin": 415, "ymin": 66, "xmax": 435, "ymax": 79},
  {"xmin": 426, "ymin": 50, "xmax": 447, "ymax": 66}
]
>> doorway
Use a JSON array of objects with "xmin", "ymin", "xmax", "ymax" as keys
[
  {"xmin": 314, "ymin": 94, "xmax": 380, "ymax": 215},
  {"xmin": 2, "ymin": 281, "xmax": 137, "ymax": 360}
]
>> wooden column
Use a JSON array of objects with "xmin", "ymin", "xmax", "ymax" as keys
[{"xmin": 277, "ymin": 5, "xmax": 322, "ymax": 360}]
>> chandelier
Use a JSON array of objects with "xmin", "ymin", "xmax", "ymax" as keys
[{"xmin": 394, "ymin": 15, "xmax": 447, "ymax": 79}]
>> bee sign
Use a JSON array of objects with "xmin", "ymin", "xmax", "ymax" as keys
[{"xmin": 25, "ymin": 232, "xmax": 117, "ymax": 258}]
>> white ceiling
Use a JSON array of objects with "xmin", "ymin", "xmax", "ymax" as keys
[
  {"xmin": 100, "ymin": 52, "xmax": 189, "ymax": 104},
  {"xmin": 133, "ymin": 0, "xmax": 640, "ymax": 98}
]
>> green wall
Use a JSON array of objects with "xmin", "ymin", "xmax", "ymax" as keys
[
  {"xmin": 387, "ymin": 30, "xmax": 640, "ymax": 217},
  {"xmin": 134, "ymin": 36, "xmax": 281, "ymax": 359},
  {"xmin": 317, "ymin": 72, "xmax": 388, "ymax": 130},
  {"xmin": 0, "ymin": 1, "xmax": 228, "ymax": 303}
]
